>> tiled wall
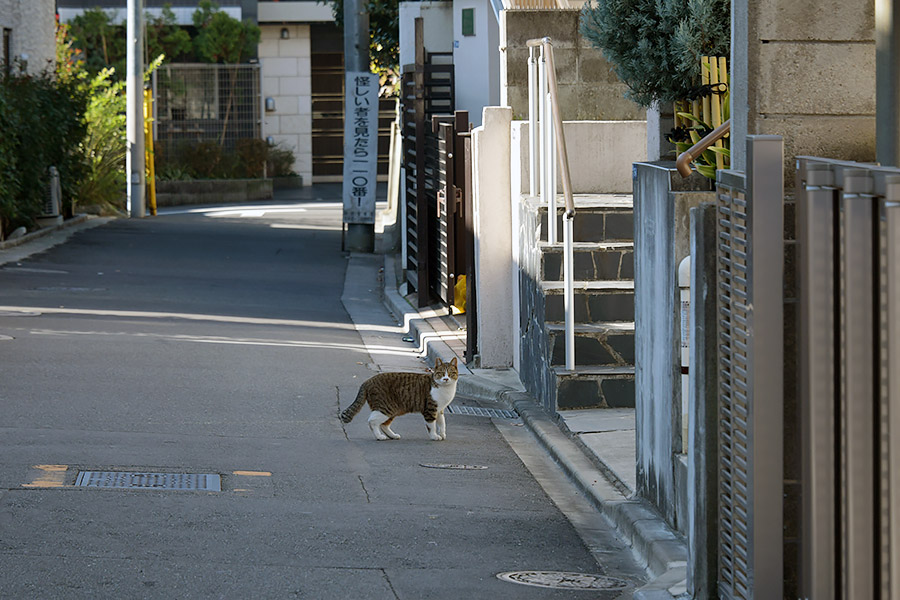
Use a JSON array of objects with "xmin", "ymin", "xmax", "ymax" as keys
[{"xmin": 259, "ymin": 24, "xmax": 312, "ymax": 184}]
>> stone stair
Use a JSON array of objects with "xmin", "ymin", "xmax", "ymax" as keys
[{"xmin": 519, "ymin": 194, "xmax": 635, "ymax": 412}]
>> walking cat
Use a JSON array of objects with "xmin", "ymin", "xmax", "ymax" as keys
[{"xmin": 340, "ymin": 357, "xmax": 459, "ymax": 441}]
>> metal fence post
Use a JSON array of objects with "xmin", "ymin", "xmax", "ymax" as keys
[
  {"xmin": 838, "ymin": 167, "xmax": 876, "ymax": 600},
  {"xmin": 797, "ymin": 158, "xmax": 837, "ymax": 600}
]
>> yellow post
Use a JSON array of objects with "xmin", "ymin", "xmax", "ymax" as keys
[
  {"xmin": 143, "ymin": 88, "xmax": 157, "ymax": 216},
  {"xmin": 707, "ymin": 57, "xmax": 725, "ymax": 171}
]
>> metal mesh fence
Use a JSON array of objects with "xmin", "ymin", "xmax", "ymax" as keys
[{"xmin": 152, "ymin": 63, "xmax": 261, "ymax": 174}]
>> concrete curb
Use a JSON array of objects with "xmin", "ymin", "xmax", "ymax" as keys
[
  {"xmin": 381, "ymin": 254, "xmax": 469, "ymax": 373},
  {"xmin": 0, "ymin": 214, "xmax": 89, "ymax": 250}
]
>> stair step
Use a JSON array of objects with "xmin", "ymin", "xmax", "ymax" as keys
[
  {"xmin": 541, "ymin": 281, "xmax": 634, "ymax": 323},
  {"xmin": 545, "ymin": 322, "xmax": 635, "ymax": 367},
  {"xmin": 532, "ymin": 195, "xmax": 634, "ymax": 244},
  {"xmin": 552, "ymin": 366, "xmax": 636, "ymax": 410},
  {"xmin": 540, "ymin": 242, "xmax": 634, "ymax": 282}
]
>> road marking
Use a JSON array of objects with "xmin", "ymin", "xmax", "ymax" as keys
[{"xmin": 22, "ymin": 464, "xmax": 69, "ymax": 488}]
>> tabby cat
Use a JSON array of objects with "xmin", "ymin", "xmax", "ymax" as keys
[{"xmin": 340, "ymin": 357, "xmax": 459, "ymax": 441}]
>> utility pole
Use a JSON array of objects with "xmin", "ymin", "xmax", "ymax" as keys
[
  {"xmin": 342, "ymin": 0, "xmax": 375, "ymax": 252},
  {"xmin": 877, "ymin": 0, "xmax": 900, "ymax": 166},
  {"xmin": 126, "ymin": 0, "xmax": 145, "ymax": 218}
]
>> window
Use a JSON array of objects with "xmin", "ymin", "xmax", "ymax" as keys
[{"xmin": 461, "ymin": 8, "xmax": 475, "ymax": 36}]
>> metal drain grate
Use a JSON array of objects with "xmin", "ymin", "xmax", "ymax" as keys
[
  {"xmin": 75, "ymin": 471, "xmax": 221, "ymax": 491},
  {"xmin": 446, "ymin": 405, "xmax": 517, "ymax": 419}
]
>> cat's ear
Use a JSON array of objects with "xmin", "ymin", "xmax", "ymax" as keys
[
  {"xmin": 449, "ymin": 357, "xmax": 458, "ymax": 367},
  {"xmin": 434, "ymin": 358, "xmax": 443, "ymax": 367}
]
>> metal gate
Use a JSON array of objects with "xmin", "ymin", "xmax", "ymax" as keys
[
  {"xmin": 400, "ymin": 17, "xmax": 455, "ymax": 307},
  {"xmin": 797, "ymin": 157, "xmax": 900, "ymax": 600},
  {"xmin": 715, "ymin": 136, "xmax": 784, "ymax": 599}
]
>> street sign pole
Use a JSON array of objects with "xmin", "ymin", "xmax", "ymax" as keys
[{"xmin": 342, "ymin": 0, "xmax": 375, "ymax": 252}]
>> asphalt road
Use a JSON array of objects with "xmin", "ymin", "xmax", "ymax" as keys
[{"xmin": 0, "ymin": 193, "xmax": 644, "ymax": 599}]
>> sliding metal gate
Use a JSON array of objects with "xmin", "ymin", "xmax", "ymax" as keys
[{"xmin": 797, "ymin": 157, "xmax": 900, "ymax": 600}]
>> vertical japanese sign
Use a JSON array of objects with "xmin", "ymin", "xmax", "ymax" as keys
[{"xmin": 343, "ymin": 72, "xmax": 379, "ymax": 224}]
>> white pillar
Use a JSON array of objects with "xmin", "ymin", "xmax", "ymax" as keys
[{"xmin": 472, "ymin": 106, "xmax": 514, "ymax": 367}]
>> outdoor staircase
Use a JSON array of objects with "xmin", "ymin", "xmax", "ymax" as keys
[{"xmin": 520, "ymin": 194, "xmax": 636, "ymax": 412}]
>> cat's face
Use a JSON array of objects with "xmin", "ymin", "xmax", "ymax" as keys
[{"xmin": 432, "ymin": 357, "xmax": 459, "ymax": 385}]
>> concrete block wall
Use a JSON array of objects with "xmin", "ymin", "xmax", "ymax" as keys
[
  {"xmin": 0, "ymin": 0, "xmax": 56, "ymax": 74},
  {"xmin": 499, "ymin": 9, "xmax": 644, "ymax": 121},
  {"xmin": 259, "ymin": 24, "xmax": 312, "ymax": 185},
  {"xmin": 732, "ymin": 0, "xmax": 875, "ymax": 177}
]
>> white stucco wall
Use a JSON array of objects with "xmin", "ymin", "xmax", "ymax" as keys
[
  {"xmin": 452, "ymin": 0, "xmax": 500, "ymax": 127},
  {"xmin": 259, "ymin": 24, "xmax": 312, "ymax": 185},
  {"xmin": 0, "ymin": 0, "xmax": 56, "ymax": 74},
  {"xmin": 399, "ymin": 2, "xmax": 453, "ymax": 68}
]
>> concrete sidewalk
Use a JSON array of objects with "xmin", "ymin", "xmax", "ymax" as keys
[{"xmin": 379, "ymin": 252, "xmax": 688, "ymax": 600}]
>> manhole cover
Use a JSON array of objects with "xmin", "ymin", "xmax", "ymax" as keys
[
  {"xmin": 419, "ymin": 463, "xmax": 488, "ymax": 470},
  {"xmin": 496, "ymin": 571, "xmax": 628, "ymax": 590},
  {"xmin": 446, "ymin": 405, "xmax": 517, "ymax": 419},
  {"xmin": 75, "ymin": 471, "xmax": 221, "ymax": 491}
]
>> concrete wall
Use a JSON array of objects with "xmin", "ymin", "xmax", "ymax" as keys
[
  {"xmin": 0, "ymin": 0, "xmax": 55, "ymax": 74},
  {"xmin": 633, "ymin": 162, "xmax": 713, "ymax": 529},
  {"xmin": 512, "ymin": 120, "xmax": 646, "ymax": 194},
  {"xmin": 472, "ymin": 107, "xmax": 514, "ymax": 368},
  {"xmin": 731, "ymin": 0, "xmax": 875, "ymax": 176},
  {"xmin": 499, "ymin": 9, "xmax": 644, "ymax": 121},
  {"xmin": 452, "ymin": 0, "xmax": 500, "ymax": 127},
  {"xmin": 259, "ymin": 24, "xmax": 313, "ymax": 186}
]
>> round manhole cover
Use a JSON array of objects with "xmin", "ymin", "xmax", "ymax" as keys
[
  {"xmin": 419, "ymin": 463, "xmax": 487, "ymax": 470},
  {"xmin": 496, "ymin": 571, "xmax": 628, "ymax": 590}
]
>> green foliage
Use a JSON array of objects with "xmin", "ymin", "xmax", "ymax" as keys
[
  {"xmin": 76, "ymin": 67, "xmax": 127, "ymax": 213},
  {"xmin": 327, "ymin": 0, "xmax": 399, "ymax": 85},
  {"xmin": 156, "ymin": 140, "xmax": 296, "ymax": 180},
  {"xmin": 68, "ymin": 8, "xmax": 126, "ymax": 79},
  {"xmin": 579, "ymin": 0, "xmax": 729, "ymax": 107},
  {"xmin": 192, "ymin": 1, "xmax": 260, "ymax": 64},
  {"xmin": 0, "ymin": 61, "xmax": 88, "ymax": 237},
  {"xmin": 267, "ymin": 144, "xmax": 297, "ymax": 177},
  {"xmin": 147, "ymin": 5, "xmax": 193, "ymax": 64}
]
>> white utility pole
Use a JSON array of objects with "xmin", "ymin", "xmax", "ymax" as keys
[{"xmin": 126, "ymin": 0, "xmax": 145, "ymax": 218}]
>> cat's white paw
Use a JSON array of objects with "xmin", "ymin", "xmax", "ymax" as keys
[{"xmin": 382, "ymin": 427, "xmax": 401, "ymax": 439}]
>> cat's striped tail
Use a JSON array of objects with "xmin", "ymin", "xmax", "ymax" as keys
[{"xmin": 340, "ymin": 386, "xmax": 367, "ymax": 423}]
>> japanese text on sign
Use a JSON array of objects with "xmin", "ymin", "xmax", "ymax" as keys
[{"xmin": 342, "ymin": 72, "xmax": 379, "ymax": 224}]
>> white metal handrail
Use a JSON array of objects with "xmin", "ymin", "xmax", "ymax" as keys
[{"xmin": 527, "ymin": 37, "xmax": 576, "ymax": 371}]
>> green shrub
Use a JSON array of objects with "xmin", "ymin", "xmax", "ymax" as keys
[
  {"xmin": 0, "ymin": 63, "xmax": 87, "ymax": 237},
  {"xmin": 580, "ymin": 0, "xmax": 729, "ymax": 108},
  {"xmin": 267, "ymin": 144, "xmax": 297, "ymax": 177}
]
